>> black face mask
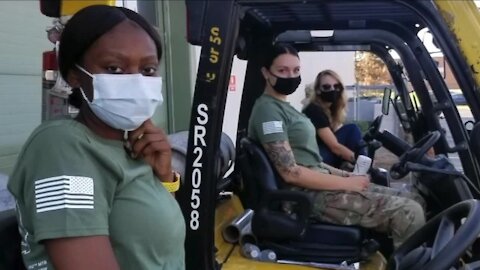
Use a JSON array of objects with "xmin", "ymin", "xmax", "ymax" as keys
[
  {"xmin": 318, "ymin": 90, "xmax": 340, "ymax": 103},
  {"xmin": 268, "ymin": 72, "xmax": 302, "ymax": 95}
]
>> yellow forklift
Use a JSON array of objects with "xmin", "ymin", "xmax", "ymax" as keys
[{"xmin": 181, "ymin": 1, "xmax": 480, "ymax": 269}]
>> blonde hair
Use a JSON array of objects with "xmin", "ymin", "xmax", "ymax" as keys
[{"xmin": 310, "ymin": 69, "xmax": 347, "ymax": 129}]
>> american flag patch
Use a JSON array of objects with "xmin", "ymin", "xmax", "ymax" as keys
[
  {"xmin": 262, "ymin": 121, "xmax": 283, "ymax": 135},
  {"xmin": 35, "ymin": 176, "xmax": 94, "ymax": 213}
]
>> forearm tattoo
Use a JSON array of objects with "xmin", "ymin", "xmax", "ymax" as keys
[{"xmin": 264, "ymin": 141, "xmax": 301, "ymax": 178}]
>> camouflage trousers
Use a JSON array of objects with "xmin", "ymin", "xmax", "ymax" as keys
[{"xmin": 310, "ymin": 184, "xmax": 426, "ymax": 248}]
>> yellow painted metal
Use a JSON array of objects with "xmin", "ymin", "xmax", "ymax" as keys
[
  {"xmin": 222, "ymin": 248, "xmax": 386, "ymax": 270},
  {"xmin": 60, "ymin": 0, "xmax": 116, "ymax": 16},
  {"xmin": 215, "ymin": 195, "xmax": 387, "ymax": 270},
  {"xmin": 435, "ymin": 0, "xmax": 480, "ymax": 90}
]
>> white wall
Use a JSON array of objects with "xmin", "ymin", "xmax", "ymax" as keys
[
  {"xmin": 0, "ymin": 1, "xmax": 51, "ymax": 175},
  {"xmin": 223, "ymin": 57, "xmax": 247, "ymax": 145}
]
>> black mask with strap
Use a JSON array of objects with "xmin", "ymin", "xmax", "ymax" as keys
[{"xmin": 268, "ymin": 71, "xmax": 301, "ymax": 95}]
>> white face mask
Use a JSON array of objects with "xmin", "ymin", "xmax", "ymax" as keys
[{"xmin": 76, "ymin": 65, "xmax": 163, "ymax": 131}]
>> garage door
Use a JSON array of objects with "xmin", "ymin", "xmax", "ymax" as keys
[{"xmin": 0, "ymin": 1, "xmax": 50, "ymax": 176}]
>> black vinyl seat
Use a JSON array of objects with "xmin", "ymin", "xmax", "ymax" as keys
[{"xmin": 237, "ymin": 137, "xmax": 378, "ymax": 263}]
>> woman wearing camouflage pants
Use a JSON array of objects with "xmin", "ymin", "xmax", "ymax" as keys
[{"xmin": 248, "ymin": 44, "xmax": 425, "ymax": 248}]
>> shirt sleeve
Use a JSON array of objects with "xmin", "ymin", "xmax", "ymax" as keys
[
  {"xmin": 303, "ymin": 104, "xmax": 330, "ymax": 129},
  {"xmin": 249, "ymin": 101, "xmax": 289, "ymax": 144},
  {"xmin": 14, "ymin": 126, "xmax": 116, "ymax": 243}
]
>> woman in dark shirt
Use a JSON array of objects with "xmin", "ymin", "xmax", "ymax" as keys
[{"xmin": 303, "ymin": 70, "xmax": 366, "ymax": 168}]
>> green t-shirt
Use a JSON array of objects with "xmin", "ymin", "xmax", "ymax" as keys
[
  {"xmin": 8, "ymin": 120, "xmax": 185, "ymax": 270},
  {"xmin": 248, "ymin": 94, "xmax": 323, "ymax": 168}
]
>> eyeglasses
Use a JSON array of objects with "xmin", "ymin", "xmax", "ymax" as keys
[{"xmin": 320, "ymin": 83, "xmax": 343, "ymax": 92}]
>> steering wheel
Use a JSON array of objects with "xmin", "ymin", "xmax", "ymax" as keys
[
  {"xmin": 364, "ymin": 115, "xmax": 383, "ymax": 142},
  {"xmin": 390, "ymin": 131, "xmax": 441, "ymax": 179},
  {"xmin": 388, "ymin": 199, "xmax": 480, "ymax": 270}
]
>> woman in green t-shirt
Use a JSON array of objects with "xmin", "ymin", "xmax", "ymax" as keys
[
  {"xmin": 248, "ymin": 44, "xmax": 425, "ymax": 248},
  {"xmin": 8, "ymin": 5, "xmax": 185, "ymax": 270}
]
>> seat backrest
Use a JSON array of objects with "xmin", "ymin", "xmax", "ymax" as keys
[
  {"xmin": 168, "ymin": 130, "xmax": 235, "ymax": 182},
  {"xmin": 470, "ymin": 122, "xmax": 480, "ymax": 163},
  {"xmin": 237, "ymin": 138, "xmax": 283, "ymax": 209}
]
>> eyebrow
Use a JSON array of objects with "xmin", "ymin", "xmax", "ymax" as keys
[
  {"xmin": 274, "ymin": 65, "xmax": 300, "ymax": 69},
  {"xmin": 97, "ymin": 51, "xmax": 159, "ymax": 62}
]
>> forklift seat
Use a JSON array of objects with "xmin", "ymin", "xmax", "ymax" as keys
[{"xmin": 237, "ymin": 137, "xmax": 377, "ymax": 263}]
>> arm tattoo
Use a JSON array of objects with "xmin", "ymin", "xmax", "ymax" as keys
[{"xmin": 264, "ymin": 141, "xmax": 301, "ymax": 178}]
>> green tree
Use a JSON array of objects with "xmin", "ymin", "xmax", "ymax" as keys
[{"xmin": 355, "ymin": 52, "xmax": 392, "ymax": 85}]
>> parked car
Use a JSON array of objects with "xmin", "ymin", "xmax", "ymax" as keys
[{"xmin": 451, "ymin": 92, "xmax": 467, "ymax": 105}]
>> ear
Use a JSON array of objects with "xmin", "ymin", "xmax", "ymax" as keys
[
  {"xmin": 260, "ymin": 67, "xmax": 269, "ymax": 80},
  {"xmin": 66, "ymin": 69, "xmax": 81, "ymax": 89}
]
